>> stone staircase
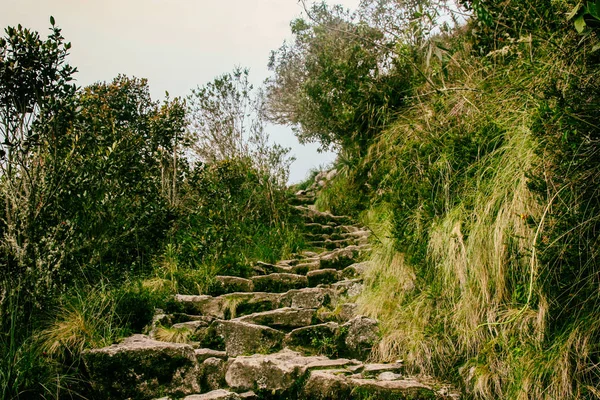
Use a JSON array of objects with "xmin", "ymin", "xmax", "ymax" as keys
[{"xmin": 83, "ymin": 179, "xmax": 459, "ymax": 400}]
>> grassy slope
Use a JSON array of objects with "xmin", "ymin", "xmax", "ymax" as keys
[{"xmin": 316, "ymin": 20, "xmax": 600, "ymax": 400}]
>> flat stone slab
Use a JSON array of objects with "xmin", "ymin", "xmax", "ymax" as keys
[
  {"xmin": 291, "ymin": 260, "xmax": 321, "ymax": 274},
  {"xmin": 210, "ymin": 320, "xmax": 284, "ymax": 357},
  {"xmin": 83, "ymin": 334, "xmax": 200, "ymax": 399},
  {"xmin": 285, "ymin": 322, "xmax": 340, "ymax": 348},
  {"xmin": 175, "ymin": 293, "xmax": 281, "ymax": 319},
  {"xmin": 319, "ymin": 246, "xmax": 362, "ymax": 270},
  {"xmin": 225, "ymin": 349, "xmax": 329, "ymax": 393},
  {"xmin": 195, "ymin": 348, "xmax": 227, "ymax": 362},
  {"xmin": 184, "ymin": 389, "xmax": 240, "ymax": 399},
  {"xmin": 235, "ymin": 307, "xmax": 316, "ymax": 330},
  {"xmin": 251, "ymin": 273, "xmax": 308, "ymax": 293},
  {"xmin": 362, "ymin": 362, "xmax": 405, "ymax": 377},
  {"xmin": 307, "ymin": 268, "xmax": 340, "ymax": 286},
  {"xmin": 210, "ymin": 276, "xmax": 254, "ymax": 295},
  {"xmin": 280, "ymin": 287, "xmax": 335, "ymax": 309},
  {"xmin": 302, "ymin": 370, "xmax": 443, "ymax": 399}
]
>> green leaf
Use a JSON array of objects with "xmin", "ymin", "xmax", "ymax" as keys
[
  {"xmin": 574, "ymin": 14, "xmax": 587, "ymax": 33},
  {"xmin": 50, "ymin": 16, "xmax": 55, "ymax": 26},
  {"xmin": 592, "ymin": 42, "xmax": 600, "ymax": 52},
  {"xmin": 567, "ymin": 2, "xmax": 582, "ymax": 20}
]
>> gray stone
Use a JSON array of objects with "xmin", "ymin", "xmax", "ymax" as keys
[
  {"xmin": 331, "ymin": 279, "xmax": 364, "ymax": 297},
  {"xmin": 195, "ymin": 348, "xmax": 227, "ymax": 362},
  {"xmin": 210, "ymin": 276, "xmax": 254, "ymax": 295},
  {"xmin": 175, "ymin": 293, "xmax": 281, "ymax": 320},
  {"xmin": 251, "ymin": 273, "xmax": 308, "ymax": 293},
  {"xmin": 199, "ymin": 357, "xmax": 228, "ymax": 392},
  {"xmin": 235, "ymin": 307, "xmax": 316, "ymax": 330},
  {"xmin": 183, "ymin": 390, "xmax": 240, "ymax": 400},
  {"xmin": 280, "ymin": 287, "xmax": 335, "ymax": 309},
  {"xmin": 307, "ymin": 269, "xmax": 340, "ymax": 286},
  {"xmin": 340, "ymin": 316, "xmax": 379, "ymax": 360},
  {"xmin": 225, "ymin": 349, "xmax": 327, "ymax": 393},
  {"xmin": 211, "ymin": 320, "xmax": 284, "ymax": 357},
  {"xmin": 291, "ymin": 260, "xmax": 321, "ymax": 274},
  {"xmin": 349, "ymin": 377, "xmax": 437, "ymax": 397},
  {"xmin": 378, "ymin": 371, "xmax": 403, "ymax": 381},
  {"xmin": 301, "ymin": 370, "xmax": 353, "ymax": 400},
  {"xmin": 83, "ymin": 334, "xmax": 200, "ymax": 399},
  {"xmin": 285, "ymin": 322, "xmax": 339, "ymax": 349},
  {"xmin": 319, "ymin": 246, "xmax": 361, "ymax": 270},
  {"xmin": 362, "ymin": 362, "xmax": 404, "ymax": 377},
  {"xmin": 175, "ymin": 294, "xmax": 226, "ymax": 318}
]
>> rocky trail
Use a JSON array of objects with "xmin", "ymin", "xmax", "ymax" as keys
[{"xmin": 83, "ymin": 173, "xmax": 459, "ymax": 400}]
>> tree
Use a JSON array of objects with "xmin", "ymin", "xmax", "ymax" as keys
[
  {"xmin": 0, "ymin": 19, "xmax": 78, "ymax": 309},
  {"xmin": 265, "ymin": 2, "xmax": 417, "ymax": 156},
  {"xmin": 187, "ymin": 67, "xmax": 293, "ymax": 185}
]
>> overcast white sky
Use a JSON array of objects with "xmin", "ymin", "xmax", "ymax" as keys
[{"xmin": 1, "ymin": 0, "xmax": 361, "ymax": 183}]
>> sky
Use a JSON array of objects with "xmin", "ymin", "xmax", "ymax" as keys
[{"xmin": 1, "ymin": 0, "xmax": 361, "ymax": 183}]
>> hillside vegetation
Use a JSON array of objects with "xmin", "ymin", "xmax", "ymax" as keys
[
  {"xmin": 266, "ymin": 0, "xmax": 600, "ymax": 398},
  {"xmin": 1, "ymin": 0, "xmax": 600, "ymax": 398}
]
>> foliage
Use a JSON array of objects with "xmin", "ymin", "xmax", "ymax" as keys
[
  {"xmin": 291, "ymin": 1, "xmax": 600, "ymax": 398},
  {"xmin": 187, "ymin": 67, "xmax": 293, "ymax": 185},
  {"xmin": 171, "ymin": 156, "xmax": 304, "ymax": 281},
  {"xmin": 265, "ymin": 2, "xmax": 418, "ymax": 156}
]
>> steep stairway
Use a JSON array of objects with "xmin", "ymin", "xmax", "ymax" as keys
[{"xmin": 83, "ymin": 174, "xmax": 459, "ymax": 400}]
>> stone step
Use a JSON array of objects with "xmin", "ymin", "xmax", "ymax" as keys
[
  {"xmin": 224, "ymin": 349, "xmax": 362, "ymax": 396},
  {"xmin": 205, "ymin": 320, "xmax": 285, "ymax": 357},
  {"xmin": 175, "ymin": 293, "xmax": 282, "ymax": 320},
  {"xmin": 174, "ymin": 287, "xmax": 339, "ymax": 321},
  {"xmin": 289, "ymin": 194, "xmax": 316, "ymax": 206},
  {"xmin": 250, "ymin": 273, "xmax": 308, "ymax": 293},
  {"xmin": 302, "ymin": 370, "xmax": 458, "ymax": 399},
  {"xmin": 307, "ymin": 268, "xmax": 341, "ymax": 286},
  {"xmin": 234, "ymin": 307, "xmax": 317, "ymax": 330},
  {"xmin": 83, "ymin": 334, "xmax": 201, "ymax": 398},
  {"xmin": 284, "ymin": 315, "xmax": 378, "ymax": 359},
  {"xmin": 294, "ymin": 206, "xmax": 353, "ymax": 225},
  {"xmin": 208, "ymin": 276, "xmax": 254, "ymax": 295},
  {"xmin": 304, "ymin": 222, "xmax": 362, "ymax": 235},
  {"xmin": 308, "ymin": 238, "xmax": 366, "ymax": 250}
]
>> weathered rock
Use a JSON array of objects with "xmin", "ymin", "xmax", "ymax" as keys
[
  {"xmin": 319, "ymin": 246, "xmax": 361, "ymax": 270},
  {"xmin": 361, "ymin": 362, "xmax": 404, "ymax": 378},
  {"xmin": 251, "ymin": 273, "xmax": 308, "ymax": 293},
  {"xmin": 175, "ymin": 293, "xmax": 281, "ymax": 320},
  {"xmin": 280, "ymin": 287, "xmax": 335, "ymax": 309},
  {"xmin": 183, "ymin": 389, "xmax": 240, "ymax": 400},
  {"xmin": 225, "ymin": 349, "xmax": 327, "ymax": 394},
  {"xmin": 306, "ymin": 358, "xmax": 361, "ymax": 371},
  {"xmin": 340, "ymin": 316, "xmax": 379, "ymax": 360},
  {"xmin": 199, "ymin": 357, "xmax": 228, "ymax": 392},
  {"xmin": 83, "ymin": 334, "xmax": 200, "ymax": 399},
  {"xmin": 209, "ymin": 276, "xmax": 254, "ymax": 295},
  {"xmin": 302, "ymin": 370, "xmax": 441, "ymax": 399},
  {"xmin": 220, "ymin": 292, "xmax": 282, "ymax": 319},
  {"xmin": 307, "ymin": 268, "xmax": 340, "ymax": 286},
  {"xmin": 195, "ymin": 348, "xmax": 227, "ymax": 363},
  {"xmin": 254, "ymin": 261, "xmax": 291, "ymax": 275},
  {"xmin": 285, "ymin": 322, "xmax": 340, "ymax": 349},
  {"xmin": 209, "ymin": 320, "xmax": 284, "ymax": 357},
  {"xmin": 331, "ymin": 279, "xmax": 364, "ymax": 297},
  {"xmin": 350, "ymin": 377, "xmax": 438, "ymax": 398},
  {"xmin": 291, "ymin": 260, "xmax": 321, "ymax": 274},
  {"xmin": 235, "ymin": 307, "xmax": 316, "ymax": 330},
  {"xmin": 176, "ymin": 295, "xmax": 226, "ymax": 318},
  {"xmin": 341, "ymin": 261, "xmax": 370, "ymax": 279},
  {"xmin": 301, "ymin": 370, "xmax": 353, "ymax": 399},
  {"xmin": 336, "ymin": 303, "xmax": 358, "ymax": 322}
]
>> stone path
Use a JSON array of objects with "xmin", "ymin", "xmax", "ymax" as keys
[{"xmin": 83, "ymin": 178, "xmax": 459, "ymax": 399}]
